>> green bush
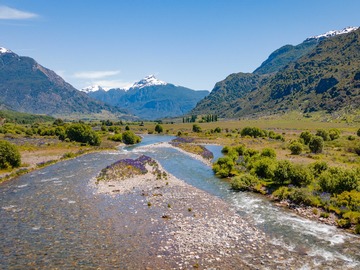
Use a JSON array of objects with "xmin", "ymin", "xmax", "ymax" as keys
[
  {"xmin": 289, "ymin": 141, "xmax": 303, "ymax": 155},
  {"xmin": 316, "ymin": 129, "xmax": 330, "ymax": 141},
  {"xmin": 122, "ymin": 131, "xmax": 141, "ymax": 145},
  {"xmin": 300, "ymin": 131, "xmax": 313, "ymax": 145},
  {"xmin": 214, "ymin": 127, "xmax": 222, "ymax": 133},
  {"xmin": 333, "ymin": 190, "xmax": 360, "ymax": 212},
  {"xmin": 290, "ymin": 165, "xmax": 313, "ymax": 187},
  {"xmin": 213, "ymin": 156, "xmax": 235, "ymax": 178},
  {"xmin": 192, "ymin": 124, "xmax": 202, "ymax": 133},
  {"xmin": 336, "ymin": 218, "xmax": 351, "ymax": 228},
  {"xmin": 272, "ymin": 186, "xmax": 292, "ymax": 201},
  {"xmin": 240, "ymin": 126, "xmax": 266, "ymax": 138},
  {"xmin": 329, "ymin": 129, "xmax": 340, "ymax": 140},
  {"xmin": 0, "ymin": 140, "xmax": 21, "ymax": 169},
  {"xmin": 309, "ymin": 136, "xmax": 324, "ymax": 153},
  {"xmin": 348, "ymin": 135, "xmax": 356, "ymax": 141},
  {"xmin": 288, "ymin": 187, "xmax": 314, "ymax": 206},
  {"xmin": 310, "ymin": 161, "xmax": 328, "ymax": 176},
  {"xmin": 155, "ymin": 124, "xmax": 163, "ymax": 133},
  {"xmin": 109, "ymin": 134, "xmax": 122, "ymax": 142},
  {"xmin": 355, "ymin": 224, "xmax": 360, "ymax": 234},
  {"xmin": 231, "ymin": 174, "xmax": 259, "ymax": 191},
  {"xmin": 64, "ymin": 124, "xmax": 101, "ymax": 146},
  {"xmin": 319, "ymin": 168, "xmax": 359, "ymax": 194},
  {"xmin": 261, "ymin": 148, "xmax": 276, "ymax": 158},
  {"xmin": 342, "ymin": 211, "xmax": 360, "ymax": 224},
  {"xmin": 251, "ymin": 157, "xmax": 277, "ymax": 179},
  {"xmin": 273, "ymin": 160, "xmax": 294, "ymax": 185},
  {"xmin": 357, "ymin": 128, "xmax": 360, "ymax": 137}
]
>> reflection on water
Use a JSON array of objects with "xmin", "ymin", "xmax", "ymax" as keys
[{"xmin": 0, "ymin": 135, "xmax": 359, "ymax": 268}]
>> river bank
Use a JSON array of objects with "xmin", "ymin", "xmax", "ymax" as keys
[{"xmin": 91, "ymin": 155, "xmax": 352, "ymax": 269}]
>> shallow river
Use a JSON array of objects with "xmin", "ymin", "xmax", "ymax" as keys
[{"xmin": 1, "ymin": 135, "xmax": 359, "ymax": 268}]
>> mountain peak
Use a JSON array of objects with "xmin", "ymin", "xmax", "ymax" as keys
[
  {"xmin": 131, "ymin": 75, "xmax": 167, "ymax": 89},
  {"xmin": 305, "ymin": 26, "xmax": 359, "ymax": 41},
  {"xmin": 0, "ymin": 47, "xmax": 12, "ymax": 54},
  {"xmin": 81, "ymin": 85, "xmax": 105, "ymax": 93}
]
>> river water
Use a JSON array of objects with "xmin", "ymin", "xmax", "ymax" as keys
[{"xmin": 1, "ymin": 135, "xmax": 359, "ymax": 269}]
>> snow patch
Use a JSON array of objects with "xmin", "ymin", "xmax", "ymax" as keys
[
  {"xmin": 81, "ymin": 85, "xmax": 105, "ymax": 93},
  {"xmin": 306, "ymin": 26, "xmax": 359, "ymax": 41},
  {"xmin": 130, "ymin": 75, "xmax": 167, "ymax": 89},
  {"xmin": 0, "ymin": 47, "xmax": 12, "ymax": 54}
]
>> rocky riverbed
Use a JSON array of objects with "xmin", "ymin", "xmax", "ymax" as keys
[{"xmin": 92, "ymin": 156, "xmax": 352, "ymax": 269}]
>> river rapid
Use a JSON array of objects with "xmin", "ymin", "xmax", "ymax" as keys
[{"xmin": 1, "ymin": 135, "xmax": 359, "ymax": 269}]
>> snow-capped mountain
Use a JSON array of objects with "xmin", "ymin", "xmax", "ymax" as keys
[
  {"xmin": 306, "ymin": 26, "xmax": 359, "ymax": 41},
  {"xmin": 130, "ymin": 75, "xmax": 167, "ymax": 89},
  {"xmin": 0, "ymin": 47, "xmax": 12, "ymax": 54},
  {"xmin": 81, "ymin": 85, "xmax": 105, "ymax": 93}
]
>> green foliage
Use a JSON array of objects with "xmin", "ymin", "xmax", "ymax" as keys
[
  {"xmin": 125, "ymin": 125, "xmax": 130, "ymax": 131},
  {"xmin": 122, "ymin": 131, "xmax": 141, "ymax": 145},
  {"xmin": 0, "ymin": 110, "xmax": 54, "ymax": 124},
  {"xmin": 0, "ymin": 140, "xmax": 21, "ymax": 169},
  {"xmin": 273, "ymin": 160, "xmax": 294, "ymax": 185},
  {"xmin": 192, "ymin": 124, "xmax": 202, "ymax": 133},
  {"xmin": 290, "ymin": 165, "xmax": 313, "ymax": 187},
  {"xmin": 289, "ymin": 141, "xmax": 303, "ymax": 155},
  {"xmin": 108, "ymin": 134, "xmax": 123, "ymax": 142},
  {"xmin": 319, "ymin": 167, "xmax": 360, "ymax": 194},
  {"xmin": 357, "ymin": 128, "xmax": 360, "ymax": 137},
  {"xmin": 64, "ymin": 124, "xmax": 101, "ymax": 146},
  {"xmin": 155, "ymin": 124, "xmax": 163, "ymax": 133},
  {"xmin": 355, "ymin": 224, "xmax": 360, "ymax": 234},
  {"xmin": 272, "ymin": 186, "xmax": 292, "ymax": 201},
  {"xmin": 300, "ymin": 131, "xmax": 313, "ymax": 145},
  {"xmin": 333, "ymin": 190, "xmax": 360, "ymax": 212},
  {"xmin": 212, "ymin": 156, "xmax": 235, "ymax": 178},
  {"xmin": 310, "ymin": 161, "xmax": 328, "ymax": 177},
  {"xmin": 261, "ymin": 148, "xmax": 276, "ymax": 158},
  {"xmin": 214, "ymin": 127, "xmax": 222, "ymax": 133},
  {"xmin": 309, "ymin": 136, "xmax": 324, "ymax": 153},
  {"xmin": 329, "ymin": 128, "xmax": 340, "ymax": 140},
  {"xmin": 315, "ymin": 129, "xmax": 330, "ymax": 141},
  {"xmin": 336, "ymin": 218, "xmax": 351, "ymax": 228},
  {"xmin": 348, "ymin": 135, "xmax": 356, "ymax": 141},
  {"xmin": 240, "ymin": 126, "xmax": 266, "ymax": 138},
  {"xmin": 231, "ymin": 174, "xmax": 260, "ymax": 191},
  {"xmin": 251, "ymin": 157, "xmax": 277, "ymax": 179},
  {"xmin": 288, "ymin": 187, "xmax": 314, "ymax": 206}
]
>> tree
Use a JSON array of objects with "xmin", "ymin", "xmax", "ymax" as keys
[
  {"xmin": 64, "ymin": 124, "xmax": 101, "ymax": 146},
  {"xmin": 316, "ymin": 129, "xmax": 330, "ymax": 141},
  {"xmin": 122, "ymin": 131, "xmax": 141, "ymax": 145},
  {"xmin": 155, "ymin": 124, "xmax": 163, "ymax": 133},
  {"xmin": 125, "ymin": 125, "xmax": 130, "ymax": 131},
  {"xmin": 192, "ymin": 124, "xmax": 202, "ymax": 133},
  {"xmin": 309, "ymin": 136, "xmax": 324, "ymax": 153},
  {"xmin": 300, "ymin": 131, "xmax": 313, "ymax": 145},
  {"xmin": 0, "ymin": 140, "xmax": 21, "ymax": 169},
  {"xmin": 289, "ymin": 141, "xmax": 303, "ymax": 155}
]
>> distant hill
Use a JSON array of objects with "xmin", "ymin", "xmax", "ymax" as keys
[
  {"xmin": 84, "ymin": 75, "xmax": 209, "ymax": 120},
  {"xmin": 0, "ymin": 110, "xmax": 55, "ymax": 124},
  {"xmin": 191, "ymin": 27, "xmax": 360, "ymax": 118},
  {"xmin": 0, "ymin": 48, "xmax": 132, "ymax": 119}
]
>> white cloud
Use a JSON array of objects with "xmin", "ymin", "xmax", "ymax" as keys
[
  {"xmin": 0, "ymin": 6, "xmax": 38, "ymax": 20},
  {"xmin": 91, "ymin": 80, "xmax": 133, "ymax": 90},
  {"xmin": 73, "ymin": 70, "xmax": 121, "ymax": 79}
]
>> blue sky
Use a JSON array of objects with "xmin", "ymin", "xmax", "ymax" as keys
[{"xmin": 1, "ymin": 0, "xmax": 360, "ymax": 90}]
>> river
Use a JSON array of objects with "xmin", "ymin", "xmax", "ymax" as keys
[{"xmin": 1, "ymin": 135, "xmax": 359, "ymax": 269}]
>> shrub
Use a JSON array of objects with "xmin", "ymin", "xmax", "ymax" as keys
[
  {"xmin": 357, "ymin": 128, "xmax": 360, "ymax": 137},
  {"xmin": 355, "ymin": 224, "xmax": 360, "ymax": 234},
  {"xmin": 342, "ymin": 211, "xmax": 360, "ymax": 224},
  {"xmin": 333, "ymin": 190, "xmax": 360, "ymax": 212},
  {"xmin": 122, "ymin": 131, "xmax": 141, "ymax": 145},
  {"xmin": 155, "ymin": 124, "xmax": 163, "ymax": 133},
  {"xmin": 240, "ymin": 126, "xmax": 266, "ymax": 138},
  {"xmin": 289, "ymin": 141, "xmax": 303, "ymax": 155},
  {"xmin": 348, "ymin": 135, "xmax": 356, "ymax": 141},
  {"xmin": 329, "ymin": 129, "xmax": 340, "ymax": 140},
  {"xmin": 0, "ymin": 140, "xmax": 21, "ymax": 169},
  {"xmin": 214, "ymin": 127, "xmax": 222, "ymax": 133},
  {"xmin": 309, "ymin": 136, "xmax": 324, "ymax": 153},
  {"xmin": 231, "ymin": 174, "xmax": 259, "ymax": 191},
  {"xmin": 300, "ymin": 131, "xmax": 313, "ymax": 145},
  {"xmin": 109, "ymin": 134, "xmax": 122, "ymax": 142},
  {"xmin": 311, "ymin": 161, "xmax": 328, "ymax": 176},
  {"xmin": 212, "ymin": 156, "xmax": 235, "ymax": 178},
  {"xmin": 272, "ymin": 186, "xmax": 292, "ymax": 201},
  {"xmin": 288, "ymin": 187, "xmax": 313, "ymax": 205},
  {"xmin": 316, "ymin": 129, "xmax": 330, "ymax": 141},
  {"xmin": 64, "ymin": 124, "xmax": 101, "ymax": 146},
  {"xmin": 273, "ymin": 160, "xmax": 294, "ymax": 185},
  {"xmin": 319, "ymin": 168, "xmax": 359, "ymax": 194},
  {"xmin": 192, "ymin": 124, "xmax": 202, "ymax": 133},
  {"xmin": 261, "ymin": 148, "xmax": 276, "ymax": 158},
  {"xmin": 125, "ymin": 125, "xmax": 130, "ymax": 131},
  {"xmin": 290, "ymin": 165, "xmax": 313, "ymax": 187},
  {"xmin": 251, "ymin": 157, "xmax": 277, "ymax": 179},
  {"xmin": 336, "ymin": 218, "xmax": 351, "ymax": 228}
]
